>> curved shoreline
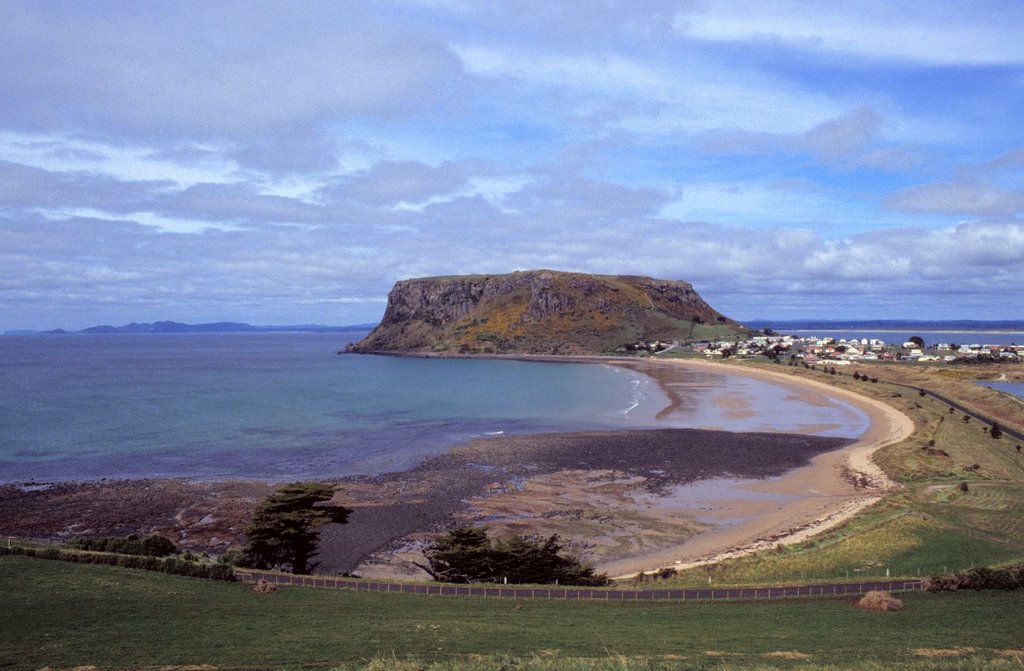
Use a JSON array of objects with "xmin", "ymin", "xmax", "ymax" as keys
[
  {"xmin": 0, "ymin": 351, "xmax": 915, "ymax": 580},
  {"xmin": 342, "ymin": 353, "xmax": 914, "ymax": 579},
  {"xmin": 597, "ymin": 358, "xmax": 914, "ymax": 578}
]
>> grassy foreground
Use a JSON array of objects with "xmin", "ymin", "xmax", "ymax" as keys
[{"xmin": 2, "ymin": 556, "xmax": 1023, "ymax": 670}]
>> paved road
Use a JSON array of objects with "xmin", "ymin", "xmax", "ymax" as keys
[
  {"xmin": 236, "ymin": 570, "xmax": 922, "ymax": 600},
  {"xmin": 907, "ymin": 384, "xmax": 1024, "ymax": 443}
]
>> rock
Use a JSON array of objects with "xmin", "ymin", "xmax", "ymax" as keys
[{"xmin": 348, "ymin": 270, "xmax": 748, "ymax": 355}]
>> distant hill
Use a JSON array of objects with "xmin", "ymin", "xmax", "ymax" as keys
[
  {"xmin": 745, "ymin": 319, "xmax": 1024, "ymax": 332},
  {"xmin": 29, "ymin": 321, "xmax": 376, "ymax": 335},
  {"xmin": 347, "ymin": 270, "xmax": 749, "ymax": 355}
]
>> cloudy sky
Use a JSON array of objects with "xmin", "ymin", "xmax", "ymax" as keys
[{"xmin": 2, "ymin": 1, "xmax": 1023, "ymax": 330}]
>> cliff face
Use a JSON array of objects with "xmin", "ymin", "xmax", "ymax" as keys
[{"xmin": 348, "ymin": 270, "xmax": 748, "ymax": 355}]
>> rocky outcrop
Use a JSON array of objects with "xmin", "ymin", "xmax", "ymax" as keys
[{"xmin": 348, "ymin": 270, "xmax": 748, "ymax": 355}]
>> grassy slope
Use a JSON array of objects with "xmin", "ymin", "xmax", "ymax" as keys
[
  {"xmin": 654, "ymin": 359, "xmax": 1024, "ymax": 587},
  {"xmin": 2, "ymin": 556, "xmax": 1023, "ymax": 671}
]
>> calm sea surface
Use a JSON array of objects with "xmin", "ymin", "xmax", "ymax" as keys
[
  {"xmin": 0, "ymin": 333, "xmax": 867, "ymax": 483},
  {"xmin": 982, "ymin": 382, "xmax": 1024, "ymax": 401}
]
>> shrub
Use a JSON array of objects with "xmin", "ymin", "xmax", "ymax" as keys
[
  {"xmin": 3, "ymin": 542, "xmax": 234, "ymax": 581},
  {"xmin": 65, "ymin": 533, "xmax": 178, "ymax": 557},
  {"xmin": 925, "ymin": 565, "xmax": 1023, "ymax": 592}
]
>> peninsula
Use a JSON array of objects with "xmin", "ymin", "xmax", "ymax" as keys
[{"xmin": 347, "ymin": 269, "xmax": 749, "ymax": 355}]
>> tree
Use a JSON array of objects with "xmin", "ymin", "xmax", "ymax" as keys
[
  {"xmin": 416, "ymin": 526, "xmax": 608, "ymax": 586},
  {"xmin": 909, "ymin": 335, "xmax": 925, "ymax": 348},
  {"xmin": 239, "ymin": 482, "xmax": 351, "ymax": 574},
  {"xmin": 990, "ymin": 423, "xmax": 1003, "ymax": 439},
  {"xmin": 413, "ymin": 526, "xmax": 494, "ymax": 583}
]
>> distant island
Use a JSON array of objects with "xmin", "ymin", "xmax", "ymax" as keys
[
  {"xmin": 347, "ymin": 269, "xmax": 749, "ymax": 355},
  {"xmin": 6, "ymin": 321, "xmax": 377, "ymax": 336}
]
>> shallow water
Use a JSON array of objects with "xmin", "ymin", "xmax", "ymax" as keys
[{"xmin": 0, "ymin": 333, "xmax": 868, "ymax": 482}]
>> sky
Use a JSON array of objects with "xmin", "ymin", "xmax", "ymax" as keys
[{"xmin": 1, "ymin": 1, "xmax": 1023, "ymax": 331}]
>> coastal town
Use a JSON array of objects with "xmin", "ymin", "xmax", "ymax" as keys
[{"xmin": 685, "ymin": 334, "xmax": 1024, "ymax": 365}]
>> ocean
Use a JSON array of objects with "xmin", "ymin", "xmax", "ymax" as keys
[
  {"xmin": 0, "ymin": 332, "xmax": 867, "ymax": 483},
  {"xmin": 982, "ymin": 382, "xmax": 1024, "ymax": 401}
]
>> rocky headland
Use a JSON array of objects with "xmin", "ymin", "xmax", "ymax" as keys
[{"xmin": 347, "ymin": 270, "xmax": 749, "ymax": 355}]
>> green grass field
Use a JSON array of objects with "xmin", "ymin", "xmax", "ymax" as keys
[{"xmin": 2, "ymin": 556, "xmax": 1023, "ymax": 671}]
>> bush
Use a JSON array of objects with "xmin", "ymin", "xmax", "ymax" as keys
[
  {"xmin": 1, "ymin": 542, "xmax": 234, "ymax": 581},
  {"xmin": 924, "ymin": 565, "xmax": 1023, "ymax": 592},
  {"xmin": 65, "ymin": 533, "xmax": 178, "ymax": 557}
]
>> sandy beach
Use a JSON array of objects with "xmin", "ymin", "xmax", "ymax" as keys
[{"xmin": 596, "ymin": 358, "xmax": 913, "ymax": 578}]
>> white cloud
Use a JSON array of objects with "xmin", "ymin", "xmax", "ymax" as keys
[
  {"xmin": 2, "ymin": 2, "xmax": 1023, "ymax": 328},
  {"xmin": 674, "ymin": 1, "xmax": 1024, "ymax": 66},
  {"xmin": 659, "ymin": 179, "xmax": 880, "ymax": 229},
  {"xmin": 698, "ymin": 107, "xmax": 925, "ymax": 172},
  {"xmin": 887, "ymin": 181, "xmax": 1024, "ymax": 216},
  {"xmin": 454, "ymin": 45, "xmax": 845, "ymax": 136}
]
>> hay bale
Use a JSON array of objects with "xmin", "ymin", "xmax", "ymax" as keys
[
  {"xmin": 857, "ymin": 590, "xmax": 904, "ymax": 612},
  {"xmin": 253, "ymin": 579, "xmax": 277, "ymax": 594}
]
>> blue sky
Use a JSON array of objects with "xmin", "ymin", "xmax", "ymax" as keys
[{"xmin": 1, "ymin": 1, "xmax": 1023, "ymax": 330}]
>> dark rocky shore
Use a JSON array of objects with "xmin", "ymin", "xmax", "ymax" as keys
[{"xmin": 0, "ymin": 428, "xmax": 850, "ymax": 575}]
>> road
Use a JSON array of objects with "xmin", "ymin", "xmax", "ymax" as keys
[{"xmin": 908, "ymin": 384, "xmax": 1024, "ymax": 443}]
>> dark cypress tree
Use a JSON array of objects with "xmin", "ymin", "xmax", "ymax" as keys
[
  {"xmin": 240, "ymin": 482, "xmax": 351, "ymax": 574},
  {"xmin": 416, "ymin": 526, "xmax": 607, "ymax": 586}
]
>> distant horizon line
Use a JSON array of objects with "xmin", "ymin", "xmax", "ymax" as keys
[
  {"xmin": 2, "ymin": 320, "xmax": 378, "ymax": 336},
  {"xmin": 5, "ymin": 317, "xmax": 1024, "ymax": 337}
]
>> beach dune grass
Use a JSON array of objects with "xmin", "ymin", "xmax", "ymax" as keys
[
  {"xmin": 2, "ymin": 555, "xmax": 1024, "ymax": 670},
  {"xmin": 662, "ymin": 507, "xmax": 1023, "ymax": 587}
]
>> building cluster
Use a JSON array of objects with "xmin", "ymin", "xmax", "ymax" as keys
[{"xmin": 689, "ymin": 335, "xmax": 1022, "ymax": 365}]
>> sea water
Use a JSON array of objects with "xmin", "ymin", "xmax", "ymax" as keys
[
  {"xmin": 982, "ymin": 381, "xmax": 1024, "ymax": 401},
  {"xmin": 0, "ymin": 332, "xmax": 867, "ymax": 483}
]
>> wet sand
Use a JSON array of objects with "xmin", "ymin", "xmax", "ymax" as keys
[
  {"xmin": 319, "ymin": 427, "xmax": 851, "ymax": 576},
  {"xmin": 596, "ymin": 358, "xmax": 913, "ymax": 578}
]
